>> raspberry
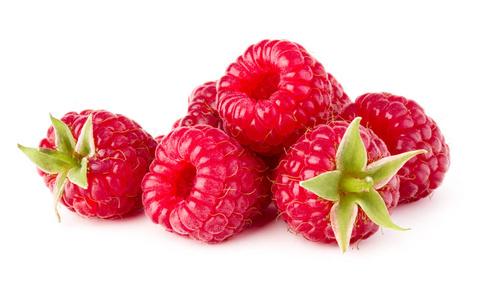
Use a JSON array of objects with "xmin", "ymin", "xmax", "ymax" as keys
[
  {"xmin": 142, "ymin": 125, "xmax": 270, "ymax": 243},
  {"xmin": 19, "ymin": 110, "xmax": 157, "ymax": 220},
  {"xmin": 176, "ymin": 81, "xmax": 223, "ymax": 129},
  {"xmin": 322, "ymin": 73, "xmax": 351, "ymax": 122},
  {"xmin": 272, "ymin": 118, "xmax": 423, "ymax": 251},
  {"xmin": 217, "ymin": 39, "xmax": 336, "ymax": 155},
  {"xmin": 340, "ymin": 93, "xmax": 450, "ymax": 203}
]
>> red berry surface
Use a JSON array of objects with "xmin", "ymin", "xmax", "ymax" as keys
[
  {"xmin": 272, "ymin": 121, "xmax": 400, "ymax": 245},
  {"xmin": 142, "ymin": 125, "xmax": 270, "ymax": 243},
  {"xmin": 340, "ymin": 93, "xmax": 450, "ymax": 203},
  {"xmin": 38, "ymin": 110, "xmax": 157, "ymax": 219},
  {"xmin": 176, "ymin": 81, "xmax": 223, "ymax": 129},
  {"xmin": 217, "ymin": 39, "xmax": 337, "ymax": 155},
  {"xmin": 322, "ymin": 73, "xmax": 351, "ymax": 122}
]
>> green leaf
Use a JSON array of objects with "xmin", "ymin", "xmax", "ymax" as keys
[
  {"xmin": 300, "ymin": 170, "xmax": 341, "ymax": 201},
  {"xmin": 38, "ymin": 147, "xmax": 79, "ymax": 166},
  {"xmin": 330, "ymin": 195, "xmax": 358, "ymax": 253},
  {"xmin": 75, "ymin": 113, "xmax": 95, "ymax": 157},
  {"xmin": 67, "ymin": 157, "xmax": 89, "ymax": 189},
  {"xmin": 364, "ymin": 149, "xmax": 427, "ymax": 189},
  {"xmin": 50, "ymin": 114, "xmax": 76, "ymax": 154},
  {"xmin": 354, "ymin": 189, "xmax": 409, "ymax": 231},
  {"xmin": 53, "ymin": 172, "xmax": 68, "ymax": 222},
  {"xmin": 336, "ymin": 117, "xmax": 367, "ymax": 174},
  {"xmin": 18, "ymin": 144, "xmax": 76, "ymax": 174}
]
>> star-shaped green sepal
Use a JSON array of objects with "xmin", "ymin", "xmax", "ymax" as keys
[
  {"xmin": 300, "ymin": 117, "xmax": 426, "ymax": 252},
  {"xmin": 18, "ymin": 114, "xmax": 95, "ymax": 222}
]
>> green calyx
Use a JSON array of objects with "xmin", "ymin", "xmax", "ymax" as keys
[
  {"xmin": 18, "ymin": 114, "xmax": 95, "ymax": 222},
  {"xmin": 300, "ymin": 117, "xmax": 426, "ymax": 253}
]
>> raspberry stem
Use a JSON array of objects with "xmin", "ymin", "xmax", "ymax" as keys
[{"xmin": 339, "ymin": 176, "xmax": 373, "ymax": 193}]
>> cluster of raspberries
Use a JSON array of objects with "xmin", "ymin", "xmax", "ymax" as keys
[{"xmin": 20, "ymin": 39, "xmax": 450, "ymax": 251}]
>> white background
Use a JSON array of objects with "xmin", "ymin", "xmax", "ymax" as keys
[{"xmin": 1, "ymin": 1, "xmax": 478, "ymax": 299}]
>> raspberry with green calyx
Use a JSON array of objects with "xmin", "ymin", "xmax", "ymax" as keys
[
  {"xmin": 272, "ymin": 117, "xmax": 425, "ymax": 252},
  {"xmin": 299, "ymin": 118, "xmax": 425, "ymax": 252},
  {"xmin": 18, "ymin": 110, "xmax": 157, "ymax": 221}
]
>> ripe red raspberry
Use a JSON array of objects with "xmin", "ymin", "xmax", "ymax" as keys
[
  {"xmin": 322, "ymin": 73, "xmax": 351, "ymax": 122},
  {"xmin": 340, "ymin": 93, "xmax": 450, "ymax": 203},
  {"xmin": 142, "ymin": 125, "xmax": 270, "ymax": 243},
  {"xmin": 176, "ymin": 81, "xmax": 223, "ymax": 129},
  {"xmin": 217, "ymin": 39, "xmax": 336, "ymax": 155},
  {"xmin": 272, "ymin": 118, "xmax": 423, "ymax": 251},
  {"xmin": 19, "ymin": 110, "xmax": 157, "ymax": 220}
]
